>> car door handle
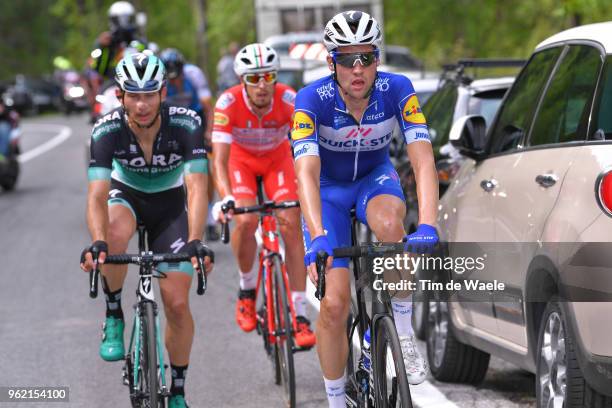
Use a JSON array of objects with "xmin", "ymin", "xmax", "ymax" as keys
[
  {"xmin": 480, "ymin": 179, "xmax": 497, "ymax": 192},
  {"xmin": 535, "ymin": 173, "xmax": 558, "ymax": 188}
]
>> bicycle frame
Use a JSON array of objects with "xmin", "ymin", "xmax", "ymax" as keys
[{"xmin": 254, "ymin": 211, "xmax": 299, "ymax": 346}]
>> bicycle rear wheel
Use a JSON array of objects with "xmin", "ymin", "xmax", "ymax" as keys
[
  {"xmin": 373, "ymin": 316, "xmax": 412, "ymax": 408},
  {"xmin": 140, "ymin": 302, "xmax": 160, "ymax": 408},
  {"xmin": 272, "ymin": 256, "xmax": 296, "ymax": 408}
]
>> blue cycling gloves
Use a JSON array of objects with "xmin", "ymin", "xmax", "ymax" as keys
[
  {"xmin": 403, "ymin": 224, "xmax": 438, "ymax": 254},
  {"xmin": 304, "ymin": 235, "xmax": 333, "ymax": 267}
]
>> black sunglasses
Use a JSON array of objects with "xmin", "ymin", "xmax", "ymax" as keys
[{"xmin": 332, "ymin": 51, "xmax": 379, "ymax": 68}]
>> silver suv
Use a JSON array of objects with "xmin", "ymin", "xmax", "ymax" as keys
[{"xmin": 426, "ymin": 22, "xmax": 612, "ymax": 407}]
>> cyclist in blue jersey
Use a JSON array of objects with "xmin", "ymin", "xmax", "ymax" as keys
[
  {"xmin": 80, "ymin": 53, "xmax": 213, "ymax": 408},
  {"xmin": 160, "ymin": 48, "xmax": 219, "ymax": 241},
  {"xmin": 292, "ymin": 11, "xmax": 439, "ymax": 407},
  {"xmin": 160, "ymin": 49, "xmax": 204, "ymax": 120}
]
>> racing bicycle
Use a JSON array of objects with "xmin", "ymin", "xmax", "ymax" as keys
[
  {"xmin": 220, "ymin": 176, "xmax": 310, "ymax": 408},
  {"xmin": 315, "ymin": 212, "xmax": 413, "ymax": 408},
  {"xmin": 87, "ymin": 224, "xmax": 213, "ymax": 407}
]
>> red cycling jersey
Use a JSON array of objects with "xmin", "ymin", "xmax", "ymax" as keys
[{"xmin": 212, "ymin": 83, "xmax": 296, "ymax": 155}]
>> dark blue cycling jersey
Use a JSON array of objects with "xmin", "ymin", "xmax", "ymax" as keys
[{"xmin": 291, "ymin": 71, "xmax": 430, "ymax": 182}]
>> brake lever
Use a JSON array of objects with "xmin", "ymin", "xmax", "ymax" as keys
[
  {"xmin": 314, "ymin": 251, "xmax": 328, "ymax": 301},
  {"xmin": 89, "ymin": 247, "xmax": 100, "ymax": 299}
]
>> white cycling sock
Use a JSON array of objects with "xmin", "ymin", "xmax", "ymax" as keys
[
  {"xmin": 239, "ymin": 269, "xmax": 257, "ymax": 291},
  {"xmin": 323, "ymin": 375, "xmax": 346, "ymax": 408},
  {"xmin": 392, "ymin": 296, "xmax": 413, "ymax": 337},
  {"xmin": 291, "ymin": 291, "xmax": 307, "ymax": 317}
]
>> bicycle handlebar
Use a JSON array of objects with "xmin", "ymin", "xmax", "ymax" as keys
[
  {"xmin": 88, "ymin": 247, "xmax": 215, "ymax": 298},
  {"xmin": 220, "ymin": 200, "xmax": 300, "ymax": 244},
  {"xmin": 314, "ymin": 242, "xmax": 408, "ymax": 300}
]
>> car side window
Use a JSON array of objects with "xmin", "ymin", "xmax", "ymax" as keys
[
  {"xmin": 529, "ymin": 45, "xmax": 601, "ymax": 146},
  {"xmin": 592, "ymin": 57, "xmax": 612, "ymax": 140},
  {"xmin": 421, "ymin": 82, "xmax": 458, "ymax": 148},
  {"xmin": 488, "ymin": 47, "xmax": 562, "ymax": 154}
]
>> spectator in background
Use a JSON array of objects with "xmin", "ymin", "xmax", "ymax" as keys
[
  {"xmin": 83, "ymin": 1, "xmax": 146, "ymax": 118},
  {"xmin": 216, "ymin": 42, "xmax": 240, "ymax": 94}
]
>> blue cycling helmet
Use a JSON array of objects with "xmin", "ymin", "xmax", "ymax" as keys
[
  {"xmin": 159, "ymin": 48, "xmax": 185, "ymax": 80},
  {"xmin": 115, "ymin": 52, "xmax": 166, "ymax": 93}
]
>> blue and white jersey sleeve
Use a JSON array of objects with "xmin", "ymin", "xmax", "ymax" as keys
[
  {"xmin": 291, "ymin": 88, "xmax": 320, "ymax": 160},
  {"xmin": 393, "ymin": 75, "xmax": 431, "ymax": 144}
]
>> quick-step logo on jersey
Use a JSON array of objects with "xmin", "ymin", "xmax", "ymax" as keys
[
  {"xmin": 291, "ymin": 111, "xmax": 315, "ymax": 140},
  {"xmin": 402, "ymin": 94, "xmax": 426, "ymax": 125}
]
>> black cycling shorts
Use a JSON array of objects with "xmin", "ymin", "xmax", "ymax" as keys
[{"xmin": 107, "ymin": 179, "xmax": 193, "ymax": 275}]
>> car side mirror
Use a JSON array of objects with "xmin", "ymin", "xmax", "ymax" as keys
[{"xmin": 449, "ymin": 115, "xmax": 487, "ymax": 161}]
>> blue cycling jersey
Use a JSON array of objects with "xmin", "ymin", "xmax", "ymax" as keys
[
  {"xmin": 291, "ymin": 71, "xmax": 430, "ymax": 182},
  {"xmin": 166, "ymin": 76, "xmax": 202, "ymax": 115}
]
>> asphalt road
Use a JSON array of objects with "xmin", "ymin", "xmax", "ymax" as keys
[{"xmin": 0, "ymin": 114, "xmax": 537, "ymax": 407}]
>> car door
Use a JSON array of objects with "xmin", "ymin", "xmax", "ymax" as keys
[
  {"xmin": 490, "ymin": 44, "xmax": 603, "ymax": 346},
  {"xmin": 446, "ymin": 47, "xmax": 563, "ymax": 337}
]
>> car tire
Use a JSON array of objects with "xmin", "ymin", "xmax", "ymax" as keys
[
  {"xmin": 536, "ymin": 298, "xmax": 612, "ymax": 408},
  {"xmin": 426, "ymin": 292, "xmax": 490, "ymax": 384}
]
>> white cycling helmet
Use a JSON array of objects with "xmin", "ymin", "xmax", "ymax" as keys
[
  {"xmin": 234, "ymin": 43, "xmax": 280, "ymax": 76},
  {"xmin": 323, "ymin": 10, "xmax": 382, "ymax": 52},
  {"xmin": 108, "ymin": 1, "xmax": 136, "ymax": 32},
  {"xmin": 115, "ymin": 53, "xmax": 165, "ymax": 93}
]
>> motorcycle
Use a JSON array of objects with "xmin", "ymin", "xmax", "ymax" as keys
[
  {"xmin": 0, "ymin": 118, "xmax": 20, "ymax": 191},
  {"xmin": 58, "ymin": 70, "xmax": 89, "ymax": 115}
]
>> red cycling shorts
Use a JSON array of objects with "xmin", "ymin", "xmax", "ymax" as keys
[{"xmin": 228, "ymin": 140, "xmax": 298, "ymax": 202}]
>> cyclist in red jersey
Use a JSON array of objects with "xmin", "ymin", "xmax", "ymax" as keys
[{"xmin": 211, "ymin": 43, "xmax": 315, "ymax": 348}]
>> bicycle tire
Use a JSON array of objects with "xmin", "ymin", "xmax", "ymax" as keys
[
  {"xmin": 272, "ymin": 256, "xmax": 296, "ymax": 408},
  {"xmin": 259, "ymin": 260, "xmax": 281, "ymax": 385},
  {"xmin": 373, "ymin": 316, "xmax": 412, "ymax": 408},
  {"xmin": 141, "ymin": 302, "xmax": 159, "ymax": 408}
]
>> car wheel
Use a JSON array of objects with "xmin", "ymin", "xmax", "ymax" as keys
[
  {"xmin": 426, "ymin": 292, "xmax": 490, "ymax": 384},
  {"xmin": 536, "ymin": 298, "xmax": 612, "ymax": 408}
]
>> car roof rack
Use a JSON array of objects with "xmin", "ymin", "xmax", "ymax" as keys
[{"xmin": 440, "ymin": 58, "xmax": 526, "ymax": 87}]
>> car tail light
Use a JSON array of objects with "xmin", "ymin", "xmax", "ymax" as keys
[
  {"xmin": 596, "ymin": 169, "xmax": 612, "ymax": 217},
  {"xmin": 437, "ymin": 160, "xmax": 461, "ymax": 184}
]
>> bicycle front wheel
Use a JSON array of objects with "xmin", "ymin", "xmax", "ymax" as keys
[
  {"xmin": 272, "ymin": 256, "xmax": 296, "ymax": 408},
  {"xmin": 373, "ymin": 316, "xmax": 412, "ymax": 408},
  {"xmin": 140, "ymin": 302, "xmax": 160, "ymax": 408}
]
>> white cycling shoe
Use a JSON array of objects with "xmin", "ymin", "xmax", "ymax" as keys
[{"xmin": 399, "ymin": 334, "xmax": 428, "ymax": 385}]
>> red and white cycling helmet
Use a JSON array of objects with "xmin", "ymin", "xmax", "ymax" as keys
[{"xmin": 233, "ymin": 43, "xmax": 280, "ymax": 76}]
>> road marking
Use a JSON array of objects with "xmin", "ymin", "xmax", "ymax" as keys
[
  {"xmin": 18, "ymin": 124, "xmax": 72, "ymax": 163},
  {"xmin": 306, "ymin": 279, "xmax": 460, "ymax": 408}
]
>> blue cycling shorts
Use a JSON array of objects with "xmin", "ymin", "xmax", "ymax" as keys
[{"xmin": 302, "ymin": 161, "xmax": 405, "ymax": 268}]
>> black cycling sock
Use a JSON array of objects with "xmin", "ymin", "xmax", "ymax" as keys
[
  {"xmin": 102, "ymin": 277, "xmax": 123, "ymax": 320},
  {"xmin": 170, "ymin": 364, "xmax": 188, "ymax": 396}
]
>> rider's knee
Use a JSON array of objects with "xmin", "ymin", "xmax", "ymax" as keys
[
  {"xmin": 319, "ymin": 291, "xmax": 350, "ymax": 328},
  {"xmin": 164, "ymin": 296, "xmax": 190, "ymax": 321},
  {"xmin": 234, "ymin": 213, "xmax": 259, "ymax": 235},
  {"xmin": 371, "ymin": 214, "xmax": 402, "ymax": 240},
  {"xmin": 277, "ymin": 210, "xmax": 301, "ymax": 235},
  {"xmin": 106, "ymin": 225, "xmax": 130, "ymax": 253}
]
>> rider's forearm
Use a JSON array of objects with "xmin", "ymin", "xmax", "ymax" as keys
[
  {"xmin": 186, "ymin": 173, "xmax": 208, "ymax": 241},
  {"xmin": 296, "ymin": 157, "xmax": 325, "ymax": 238},
  {"xmin": 212, "ymin": 143, "xmax": 232, "ymax": 198},
  {"xmin": 408, "ymin": 143, "xmax": 439, "ymax": 226},
  {"xmin": 87, "ymin": 192, "xmax": 108, "ymax": 242}
]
